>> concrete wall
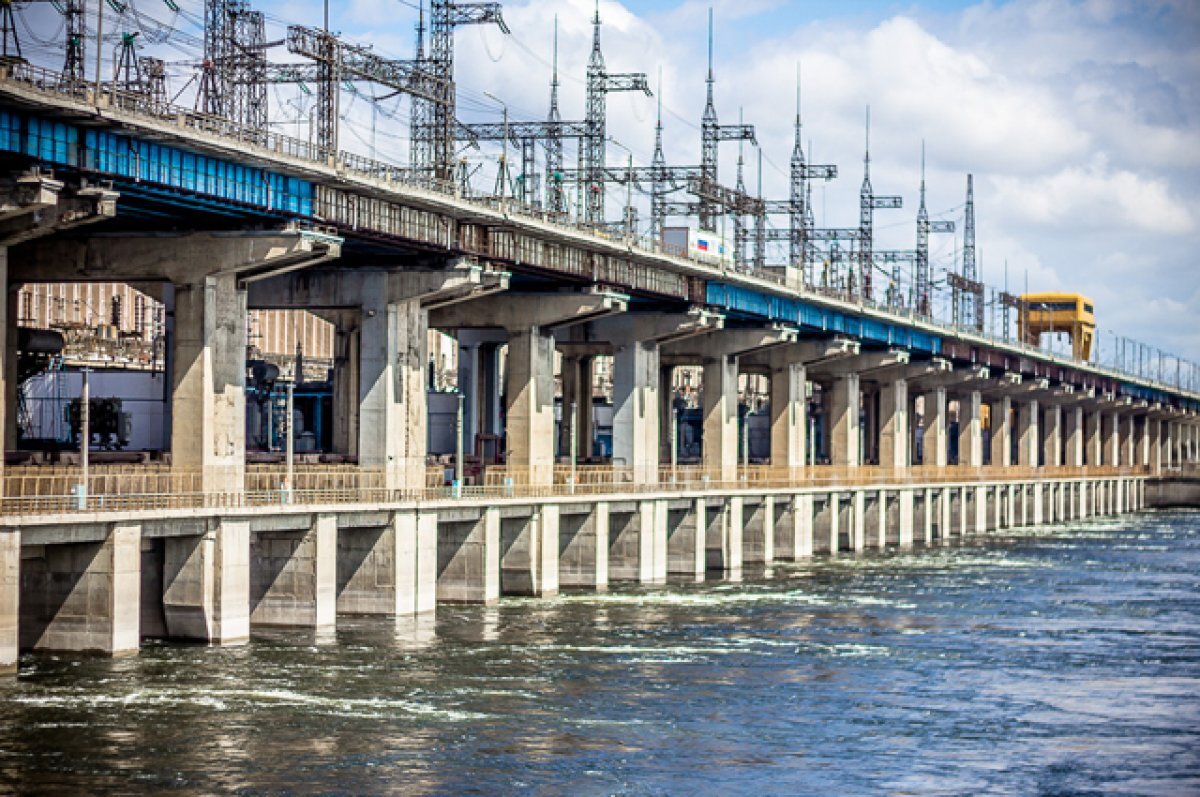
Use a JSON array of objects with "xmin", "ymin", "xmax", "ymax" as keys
[{"xmin": 1145, "ymin": 477, "xmax": 1200, "ymax": 508}]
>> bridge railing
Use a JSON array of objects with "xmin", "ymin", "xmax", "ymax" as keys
[
  {"xmin": 2, "ymin": 63, "xmax": 1196, "ymax": 397},
  {"xmin": 0, "ymin": 462, "xmax": 1149, "ymax": 517}
]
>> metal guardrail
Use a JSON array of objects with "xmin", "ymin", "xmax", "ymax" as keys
[{"xmin": 0, "ymin": 463, "xmax": 1150, "ymax": 517}]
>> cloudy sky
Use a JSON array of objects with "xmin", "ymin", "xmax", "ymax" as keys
[{"xmin": 16, "ymin": 0, "xmax": 1200, "ymax": 365}]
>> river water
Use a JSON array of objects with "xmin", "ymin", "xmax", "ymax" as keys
[{"xmin": 2, "ymin": 509, "xmax": 1198, "ymax": 796}]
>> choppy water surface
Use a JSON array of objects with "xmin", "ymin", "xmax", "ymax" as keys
[{"xmin": 2, "ymin": 510, "xmax": 1199, "ymax": 796}]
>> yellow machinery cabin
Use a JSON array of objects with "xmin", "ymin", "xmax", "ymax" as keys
[{"xmin": 1018, "ymin": 292, "xmax": 1095, "ymax": 361}]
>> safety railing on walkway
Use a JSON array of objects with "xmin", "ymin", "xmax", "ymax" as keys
[{"xmin": 0, "ymin": 462, "xmax": 1152, "ymax": 517}]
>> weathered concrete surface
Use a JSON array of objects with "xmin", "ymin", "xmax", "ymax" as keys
[
  {"xmin": 559, "ymin": 504, "xmax": 608, "ymax": 590},
  {"xmin": 163, "ymin": 520, "xmax": 250, "ymax": 643},
  {"xmin": 337, "ymin": 511, "xmax": 437, "ymax": 615},
  {"xmin": 1146, "ymin": 477, "xmax": 1200, "ymax": 508},
  {"xmin": 249, "ymin": 516, "xmax": 336, "ymax": 628},
  {"xmin": 19, "ymin": 524, "xmax": 141, "ymax": 654},
  {"xmin": 437, "ymin": 508, "xmax": 499, "ymax": 603},
  {"xmin": 1, "ymin": 528, "xmax": 18, "ymax": 673}
]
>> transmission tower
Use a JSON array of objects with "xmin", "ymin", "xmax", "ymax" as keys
[
  {"xmin": 113, "ymin": 31, "xmax": 141, "ymax": 93},
  {"xmin": 411, "ymin": 1, "xmax": 508, "ymax": 182},
  {"xmin": 856, "ymin": 108, "xmax": 902, "ymax": 302},
  {"xmin": 698, "ymin": 9, "xmax": 754, "ymax": 232},
  {"xmin": 961, "ymin": 173, "xmax": 984, "ymax": 331},
  {"xmin": 914, "ymin": 143, "xmax": 955, "ymax": 317},
  {"xmin": 759, "ymin": 76, "xmax": 837, "ymax": 284},
  {"xmin": 63, "ymin": 0, "xmax": 86, "ymax": 85},
  {"xmin": 1, "ymin": 0, "xmax": 21, "ymax": 60},
  {"xmin": 582, "ymin": 2, "xmax": 650, "ymax": 226}
]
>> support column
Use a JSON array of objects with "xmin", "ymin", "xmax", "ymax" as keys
[
  {"xmin": 1147, "ymin": 417, "xmax": 1160, "ymax": 473},
  {"xmin": 20, "ymin": 524, "xmax": 142, "ymax": 654},
  {"xmin": 1121, "ymin": 415, "xmax": 1135, "ymax": 467},
  {"xmin": 1018, "ymin": 400, "xmax": 1040, "ymax": 467},
  {"xmin": 560, "ymin": 503, "xmax": 609, "ymax": 589},
  {"xmin": 335, "ymin": 511, "xmax": 437, "ymax": 616},
  {"xmin": 1066, "ymin": 407, "xmax": 1084, "ymax": 467},
  {"xmin": 703, "ymin": 355, "xmax": 740, "ymax": 481},
  {"xmin": 958, "ymin": 391, "xmax": 983, "ymax": 468},
  {"xmin": 172, "ymin": 274, "xmax": 247, "ymax": 494},
  {"xmin": 500, "ymin": 506, "xmax": 560, "ymax": 597},
  {"xmin": 770, "ymin": 363, "xmax": 807, "ymax": 472},
  {"xmin": 990, "ymin": 396, "xmax": 1012, "ymax": 467},
  {"xmin": 1104, "ymin": 413, "xmax": 1120, "ymax": 466},
  {"xmin": 1043, "ymin": 404, "xmax": 1062, "ymax": 468},
  {"xmin": 250, "ymin": 515, "xmax": 337, "ymax": 628},
  {"xmin": 830, "ymin": 374, "xmax": 861, "ymax": 467},
  {"xmin": 1, "ymin": 528, "xmax": 17, "ymax": 673},
  {"xmin": 878, "ymin": 379, "xmax": 909, "ymax": 470},
  {"xmin": 925, "ymin": 387, "xmax": 947, "ymax": 467},
  {"xmin": 898, "ymin": 488, "xmax": 914, "ymax": 548},
  {"xmin": 506, "ymin": 328, "xmax": 557, "ymax": 486},
  {"xmin": 162, "ymin": 519, "xmax": 250, "ymax": 643},
  {"xmin": 1085, "ymin": 411, "xmax": 1102, "ymax": 467},
  {"xmin": 358, "ymin": 289, "xmax": 430, "ymax": 492},
  {"xmin": 612, "ymin": 342, "xmax": 660, "ymax": 483}
]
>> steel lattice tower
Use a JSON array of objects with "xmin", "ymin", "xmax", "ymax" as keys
[
  {"xmin": 583, "ymin": 3, "xmax": 606, "ymax": 225},
  {"xmin": 962, "ymin": 173, "xmax": 983, "ymax": 331},
  {"xmin": 545, "ymin": 17, "xmax": 565, "ymax": 215},
  {"xmin": 63, "ymin": 0, "xmax": 86, "ymax": 85},
  {"xmin": 916, "ymin": 145, "xmax": 931, "ymax": 316},
  {"xmin": 412, "ymin": 1, "xmax": 507, "ymax": 182}
]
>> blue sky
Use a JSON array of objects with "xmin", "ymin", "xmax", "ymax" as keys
[{"xmin": 13, "ymin": 0, "xmax": 1200, "ymax": 365}]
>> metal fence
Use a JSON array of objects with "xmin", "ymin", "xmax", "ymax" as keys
[{"xmin": 0, "ymin": 462, "xmax": 1149, "ymax": 517}]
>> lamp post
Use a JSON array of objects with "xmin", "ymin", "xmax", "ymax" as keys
[
  {"xmin": 608, "ymin": 137, "xmax": 635, "ymax": 241},
  {"xmin": 483, "ymin": 91, "xmax": 510, "ymax": 201}
]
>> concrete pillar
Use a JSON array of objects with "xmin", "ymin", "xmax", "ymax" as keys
[
  {"xmin": 990, "ymin": 396, "xmax": 1012, "ymax": 467},
  {"xmin": 20, "ymin": 524, "xmax": 142, "ymax": 654},
  {"xmin": 162, "ymin": 519, "xmax": 250, "ymax": 643},
  {"xmin": 925, "ymin": 387, "xmax": 947, "ymax": 467},
  {"xmin": 250, "ymin": 515, "xmax": 336, "ymax": 628},
  {"xmin": 172, "ymin": 274, "xmax": 247, "ymax": 494},
  {"xmin": 667, "ymin": 499, "xmax": 705, "ymax": 576},
  {"xmin": 1104, "ymin": 417, "xmax": 1123, "ymax": 468},
  {"xmin": 560, "ymin": 504, "xmax": 609, "ymax": 589},
  {"xmin": 356, "ymin": 290, "xmax": 431, "ymax": 492},
  {"xmin": 609, "ymin": 500, "xmax": 666, "ymax": 583},
  {"xmin": 1043, "ymin": 404, "xmax": 1062, "ymax": 468},
  {"xmin": 437, "ymin": 507, "xmax": 500, "ymax": 603},
  {"xmin": 851, "ymin": 490, "xmax": 866, "ymax": 552},
  {"xmin": 500, "ymin": 506, "xmax": 559, "ymax": 597},
  {"xmin": 1033, "ymin": 482, "xmax": 1044, "ymax": 525},
  {"xmin": 829, "ymin": 375, "xmax": 861, "ymax": 467},
  {"xmin": 742, "ymin": 497, "xmax": 774, "ymax": 564},
  {"xmin": 558, "ymin": 355, "xmax": 594, "ymax": 460},
  {"xmin": 1066, "ymin": 407, "xmax": 1084, "ymax": 467},
  {"xmin": 773, "ymin": 494, "xmax": 813, "ymax": 560},
  {"xmin": 612, "ymin": 341, "xmax": 661, "ymax": 483},
  {"xmin": 505, "ymin": 328, "xmax": 557, "ymax": 485},
  {"xmin": 1086, "ymin": 411, "xmax": 1103, "ymax": 467},
  {"xmin": 1079, "ymin": 481, "xmax": 1089, "ymax": 519},
  {"xmin": 1121, "ymin": 415, "xmax": 1135, "ymax": 467},
  {"xmin": 702, "ymin": 355, "xmax": 740, "ymax": 481},
  {"xmin": 1148, "ymin": 418, "xmax": 1161, "ymax": 473},
  {"xmin": 898, "ymin": 489, "xmax": 914, "ymax": 548},
  {"xmin": 1018, "ymin": 400, "xmax": 1040, "ymax": 467},
  {"xmin": 770, "ymin": 363, "xmax": 807, "ymax": 472},
  {"xmin": 0, "ymin": 247, "xmax": 7, "ymax": 492},
  {"xmin": 958, "ymin": 391, "xmax": 983, "ymax": 468},
  {"xmin": 707, "ymin": 497, "xmax": 743, "ymax": 574},
  {"xmin": 862, "ymin": 389, "xmax": 879, "ymax": 465},
  {"xmin": 335, "ymin": 511, "xmax": 437, "ymax": 616},
  {"xmin": 921, "ymin": 487, "xmax": 934, "ymax": 543},
  {"xmin": 1, "ymin": 528, "xmax": 18, "ymax": 673},
  {"xmin": 878, "ymin": 379, "xmax": 909, "ymax": 470}
]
